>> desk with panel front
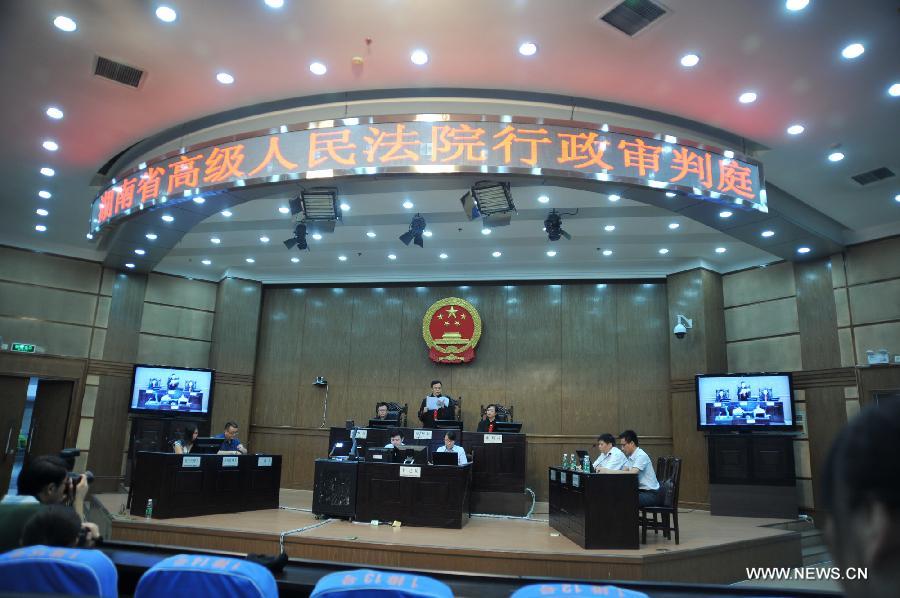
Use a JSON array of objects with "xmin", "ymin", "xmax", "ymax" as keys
[
  {"xmin": 548, "ymin": 466, "xmax": 639, "ymax": 549},
  {"xmin": 129, "ymin": 451, "xmax": 282, "ymax": 519}
]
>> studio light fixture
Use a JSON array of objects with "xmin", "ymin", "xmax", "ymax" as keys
[
  {"xmin": 543, "ymin": 210, "xmax": 572, "ymax": 242},
  {"xmin": 283, "ymin": 222, "xmax": 309, "ymax": 251},
  {"xmin": 290, "ymin": 187, "xmax": 341, "ymax": 234},
  {"xmin": 460, "ymin": 181, "xmax": 516, "ymax": 228},
  {"xmin": 399, "ymin": 213, "xmax": 427, "ymax": 247}
]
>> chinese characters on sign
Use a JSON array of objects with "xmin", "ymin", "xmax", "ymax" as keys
[{"xmin": 91, "ymin": 117, "xmax": 764, "ymax": 232}]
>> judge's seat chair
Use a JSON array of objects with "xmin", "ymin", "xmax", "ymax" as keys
[
  {"xmin": 479, "ymin": 403, "xmax": 514, "ymax": 422},
  {"xmin": 374, "ymin": 402, "xmax": 408, "ymax": 426}
]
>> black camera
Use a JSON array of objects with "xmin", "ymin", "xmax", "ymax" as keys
[{"xmin": 59, "ymin": 448, "xmax": 94, "ymax": 485}]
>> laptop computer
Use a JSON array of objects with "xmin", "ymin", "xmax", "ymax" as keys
[{"xmin": 432, "ymin": 451, "xmax": 459, "ymax": 466}]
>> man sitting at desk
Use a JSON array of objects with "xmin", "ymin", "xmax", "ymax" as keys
[
  {"xmin": 435, "ymin": 431, "xmax": 468, "ymax": 465},
  {"xmin": 618, "ymin": 430, "xmax": 661, "ymax": 507},
  {"xmin": 215, "ymin": 421, "xmax": 248, "ymax": 455},
  {"xmin": 374, "ymin": 402, "xmax": 391, "ymax": 420},
  {"xmin": 593, "ymin": 433, "xmax": 627, "ymax": 472},
  {"xmin": 418, "ymin": 380, "xmax": 454, "ymax": 428},
  {"xmin": 384, "ymin": 429, "xmax": 405, "ymax": 449},
  {"xmin": 477, "ymin": 404, "xmax": 500, "ymax": 433}
]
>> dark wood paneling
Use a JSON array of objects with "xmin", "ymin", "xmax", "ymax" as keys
[
  {"xmin": 794, "ymin": 259, "xmax": 841, "ymax": 370},
  {"xmin": 102, "ymin": 272, "xmax": 147, "ymax": 362},
  {"xmin": 209, "ymin": 277, "xmax": 262, "ymax": 376},
  {"xmin": 804, "ymin": 386, "xmax": 847, "ymax": 515},
  {"xmin": 0, "ymin": 376, "xmax": 30, "ymax": 494},
  {"xmin": 857, "ymin": 365, "xmax": 900, "ymax": 407}
]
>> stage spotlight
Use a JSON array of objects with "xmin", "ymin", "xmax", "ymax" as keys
[
  {"xmin": 544, "ymin": 210, "xmax": 572, "ymax": 242},
  {"xmin": 460, "ymin": 181, "xmax": 516, "ymax": 228},
  {"xmin": 283, "ymin": 222, "xmax": 309, "ymax": 251},
  {"xmin": 399, "ymin": 213, "xmax": 427, "ymax": 247}
]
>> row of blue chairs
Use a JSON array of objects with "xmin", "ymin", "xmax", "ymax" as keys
[{"xmin": 0, "ymin": 545, "xmax": 649, "ymax": 597}]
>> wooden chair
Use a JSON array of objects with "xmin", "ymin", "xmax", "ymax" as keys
[
  {"xmin": 375, "ymin": 402, "xmax": 408, "ymax": 427},
  {"xmin": 479, "ymin": 403, "xmax": 514, "ymax": 422},
  {"xmin": 639, "ymin": 456, "xmax": 682, "ymax": 544}
]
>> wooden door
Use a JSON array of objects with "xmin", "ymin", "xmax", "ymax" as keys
[
  {"xmin": 26, "ymin": 379, "xmax": 74, "ymax": 464},
  {"xmin": 0, "ymin": 376, "xmax": 30, "ymax": 494}
]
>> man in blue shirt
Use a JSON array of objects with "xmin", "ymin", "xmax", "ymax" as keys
[
  {"xmin": 435, "ymin": 431, "xmax": 467, "ymax": 465},
  {"xmin": 618, "ymin": 430, "xmax": 661, "ymax": 507},
  {"xmin": 215, "ymin": 421, "xmax": 247, "ymax": 455}
]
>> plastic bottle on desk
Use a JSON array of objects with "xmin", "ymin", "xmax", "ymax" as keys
[
  {"xmin": 583, "ymin": 455, "xmax": 590, "ymax": 472},
  {"xmin": 145, "ymin": 499, "xmax": 153, "ymax": 519}
]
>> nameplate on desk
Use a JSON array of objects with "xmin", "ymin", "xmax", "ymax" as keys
[
  {"xmin": 221, "ymin": 456, "xmax": 239, "ymax": 467},
  {"xmin": 413, "ymin": 430, "xmax": 432, "ymax": 440},
  {"xmin": 372, "ymin": 453, "xmax": 383, "ymax": 460},
  {"xmin": 561, "ymin": 472, "xmax": 567, "ymax": 484},
  {"xmin": 549, "ymin": 469, "xmax": 557, "ymax": 481},
  {"xmin": 399, "ymin": 466, "xmax": 421, "ymax": 478},
  {"xmin": 354, "ymin": 429, "xmax": 368, "ymax": 439},
  {"xmin": 572, "ymin": 474, "xmax": 581, "ymax": 488},
  {"xmin": 257, "ymin": 456, "xmax": 273, "ymax": 467},
  {"xmin": 483, "ymin": 434, "xmax": 502, "ymax": 444},
  {"xmin": 181, "ymin": 456, "xmax": 201, "ymax": 468}
]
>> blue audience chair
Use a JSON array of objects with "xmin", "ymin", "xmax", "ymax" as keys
[
  {"xmin": 512, "ymin": 583, "xmax": 649, "ymax": 598},
  {"xmin": 135, "ymin": 554, "xmax": 278, "ymax": 598},
  {"xmin": 311, "ymin": 568, "xmax": 453, "ymax": 598},
  {"xmin": 0, "ymin": 545, "xmax": 118, "ymax": 597}
]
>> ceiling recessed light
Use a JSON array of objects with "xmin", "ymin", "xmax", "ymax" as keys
[
  {"xmin": 42, "ymin": 140, "xmax": 59, "ymax": 151},
  {"xmin": 492, "ymin": 251, "xmax": 502, "ymax": 258},
  {"xmin": 161, "ymin": 214, "xmax": 174, "ymax": 222},
  {"xmin": 265, "ymin": 0, "xmax": 284, "ymax": 8},
  {"xmin": 309, "ymin": 62, "xmax": 327, "ymax": 76},
  {"xmin": 124, "ymin": 263, "xmax": 138, "ymax": 270},
  {"xmin": 439, "ymin": 253, "xmax": 449, "ymax": 259},
  {"xmin": 388, "ymin": 253, "xmax": 397, "ymax": 260},
  {"xmin": 364, "ymin": 231, "xmax": 376, "ymax": 239},
  {"xmin": 828, "ymin": 151, "xmax": 845, "ymax": 162},
  {"xmin": 210, "ymin": 237, "xmax": 221, "ymax": 244},
  {"xmin": 53, "ymin": 16, "xmax": 77, "ymax": 32},
  {"xmin": 40, "ymin": 167, "xmax": 55, "ymax": 177},
  {"xmin": 38, "ymin": 190, "xmax": 52, "ymax": 199},
  {"xmin": 216, "ymin": 72, "xmax": 235, "ymax": 85},
  {"xmin": 46, "ymin": 106, "xmax": 64, "ymax": 120},
  {"xmin": 608, "ymin": 194, "xmax": 620, "ymax": 202},
  {"xmin": 481, "ymin": 228, "xmax": 492, "ymax": 235},
  {"xmin": 291, "ymin": 257, "xmax": 300, "ymax": 263},
  {"xmin": 785, "ymin": 0, "xmax": 809, "ymax": 10},
  {"xmin": 719, "ymin": 210, "xmax": 733, "ymax": 218},
  {"xmin": 894, "ymin": 193, "xmax": 900, "ymax": 203},
  {"xmin": 86, "ymin": 233, "xmax": 93, "ymax": 240},
  {"xmin": 423, "ymin": 230, "xmax": 433, "ymax": 237},
  {"xmin": 134, "ymin": 249, "xmax": 145, "ymax": 255},
  {"xmin": 604, "ymin": 225, "xmax": 616, "ymax": 232},
  {"xmin": 338, "ymin": 255, "xmax": 348, "ymax": 261},
  {"xmin": 680, "ymin": 53, "xmax": 700, "ymax": 67},
  {"xmin": 538, "ymin": 195, "xmax": 550, "ymax": 204},
  {"xmin": 715, "ymin": 247, "xmax": 727, "ymax": 254},
  {"xmin": 155, "ymin": 6, "xmax": 177, "ymax": 22},
  {"xmin": 889, "ymin": 83, "xmax": 900, "ymax": 97},
  {"xmin": 402, "ymin": 200, "xmax": 414, "ymax": 209},
  {"xmin": 192, "ymin": 196, "xmax": 205, "ymax": 204},
  {"xmin": 245, "ymin": 257, "xmax": 255, "ymax": 263},
  {"xmin": 201, "ymin": 259, "xmax": 212, "ymax": 266},
  {"xmin": 787, "ymin": 124, "xmax": 805, "ymax": 135},
  {"xmin": 259, "ymin": 236, "xmax": 270, "ymax": 243},
  {"xmin": 312, "ymin": 233, "xmax": 323, "ymax": 241},
  {"xmin": 145, "ymin": 233, "xmax": 157, "ymax": 240},
  {"xmin": 658, "ymin": 248, "xmax": 669, "ymax": 255},
  {"xmin": 665, "ymin": 192, "xmax": 676, "ymax": 198},
  {"xmin": 35, "ymin": 225, "xmax": 47, "ymax": 232},
  {"xmin": 36, "ymin": 208, "xmax": 49, "ymax": 216},
  {"xmin": 841, "ymin": 43, "xmax": 864, "ymax": 60},
  {"xmin": 546, "ymin": 250, "xmax": 557, "ymax": 257},
  {"xmin": 410, "ymin": 49, "xmax": 429, "ymax": 65},
  {"xmin": 668, "ymin": 222, "xmax": 680, "ymax": 230},
  {"xmin": 797, "ymin": 246, "xmax": 811, "ymax": 254},
  {"xmin": 602, "ymin": 249, "xmax": 613, "ymax": 256},
  {"xmin": 761, "ymin": 230, "xmax": 775, "ymax": 238},
  {"xmin": 738, "ymin": 91, "xmax": 758, "ymax": 104},
  {"xmin": 518, "ymin": 42, "xmax": 537, "ymax": 56},
  {"xmin": 278, "ymin": 206, "xmax": 290, "ymax": 214},
  {"xmin": 221, "ymin": 210, "xmax": 232, "ymax": 217},
  {"xmin": 339, "ymin": 202, "xmax": 350, "ymax": 212}
]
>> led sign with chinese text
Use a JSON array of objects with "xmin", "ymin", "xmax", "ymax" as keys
[{"xmin": 90, "ymin": 115, "xmax": 764, "ymax": 233}]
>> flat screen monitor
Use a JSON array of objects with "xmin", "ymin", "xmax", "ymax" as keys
[
  {"xmin": 192, "ymin": 437, "xmax": 222, "ymax": 454},
  {"xmin": 367, "ymin": 418, "xmax": 397, "ymax": 429},
  {"xmin": 399, "ymin": 445, "xmax": 429, "ymax": 465},
  {"xmin": 434, "ymin": 419, "xmax": 463, "ymax": 431},
  {"xmin": 696, "ymin": 373, "xmax": 796, "ymax": 431},
  {"xmin": 492, "ymin": 421, "xmax": 522, "ymax": 434},
  {"xmin": 366, "ymin": 447, "xmax": 393, "ymax": 463},
  {"xmin": 129, "ymin": 364, "xmax": 214, "ymax": 416},
  {"xmin": 432, "ymin": 451, "xmax": 459, "ymax": 466}
]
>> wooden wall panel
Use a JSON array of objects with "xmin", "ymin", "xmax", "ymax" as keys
[
  {"xmin": 726, "ymin": 335, "xmax": 803, "ymax": 372},
  {"xmin": 209, "ymin": 278, "xmax": 262, "ymax": 376},
  {"xmin": 794, "ymin": 259, "xmax": 841, "ymax": 371},
  {"xmin": 252, "ymin": 289, "xmax": 306, "ymax": 427},
  {"xmin": 137, "ymin": 334, "xmax": 210, "ymax": 368},
  {"xmin": 844, "ymin": 236, "xmax": 900, "ymax": 285},
  {"xmin": 0, "ymin": 316, "xmax": 93, "ymax": 359},
  {"xmin": 804, "ymin": 387, "xmax": 847, "ymax": 513},
  {"xmin": 104, "ymin": 272, "xmax": 147, "ymax": 361},
  {"xmin": 0, "ymin": 246, "xmax": 101, "ymax": 293},
  {"xmin": 853, "ymin": 322, "xmax": 900, "ymax": 364},
  {"xmin": 140, "ymin": 303, "xmax": 214, "ymax": 340},
  {"xmin": 212, "ymin": 384, "xmax": 254, "ymax": 436},
  {"xmin": 0, "ymin": 281, "xmax": 98, "ymax": 325},
  {"xmin": 145, "ymin": 273, "xmax": 217, "ymax": 311},
  {"xmin": 724, "ymin": 298, "xmax": 799, "ymax": 342},
  {"xmin": 722, "ymin": 262, "xmax": 795, "ymax": 307},
  {"xmin": 848, "ymin": 278, "xmax": 900, "ymax": 325}
]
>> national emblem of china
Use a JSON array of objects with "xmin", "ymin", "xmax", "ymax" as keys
[{"xmin": 422, "ymin": 297, "xmax": 482, "ymax": 364}]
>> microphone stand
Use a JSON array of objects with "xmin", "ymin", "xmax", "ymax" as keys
[{"xmin": 318, "ymin": 384, "xmax": 329, "ymax": 429}]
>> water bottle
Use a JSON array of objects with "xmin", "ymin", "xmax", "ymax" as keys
[
  {"xmin": 145, "ymin": 499, "xmax": 153, "ymax": 519},
  {"xmin": 583, "ymin": 455, "xmax": 590, "ymax": 472},
  {"xmin": 562, "ymin": 453, "xmax": 568, "ymax": 469}
]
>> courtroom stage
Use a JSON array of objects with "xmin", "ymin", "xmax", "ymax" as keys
[{"xmin": 96, "ymin": 489, "xmax": 802, "ymax": 585}]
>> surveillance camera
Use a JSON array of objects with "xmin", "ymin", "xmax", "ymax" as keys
[{"xmin": 673, "ymin": 323, "xmax": 687, "ymax": 339}]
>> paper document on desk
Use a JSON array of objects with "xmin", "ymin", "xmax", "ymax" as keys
[{"xmin": 425, "ymin": 396, "xmax": 448, "ymax": 410}]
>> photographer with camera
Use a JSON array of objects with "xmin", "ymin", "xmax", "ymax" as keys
[{"xmin": 0, "ymin": 454, "xmax": 99, "ymax": 551}]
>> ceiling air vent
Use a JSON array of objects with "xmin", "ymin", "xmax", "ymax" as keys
[
  {"xmin": 94, "ymin": 56, "xmax": 144, "ymax": 88},
  {"xmin": 600, "ymin": 0, "xmax": 668, "ymax": 36},
  {"xmin": 851, "ymin": 166, "xmax": 895, "ymax": 186}
]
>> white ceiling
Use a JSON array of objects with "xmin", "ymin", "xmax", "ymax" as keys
[{"xmin": 1, "ymin": 0, "xmax": 898, "ymax": 283}]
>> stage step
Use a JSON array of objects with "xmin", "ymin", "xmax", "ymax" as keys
[{"xmin": 801, "ymin": 529, "xmax": 831, "ymax": 565}]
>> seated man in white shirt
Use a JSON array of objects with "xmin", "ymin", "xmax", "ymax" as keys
[
  {"xmin": 618, "ymin": 430, "xmax": 661, "ymax": 507},
  {"xmin": 384, "ymin": 429, "xmax": 405, "ymax": 449},
  {"xmin": 593, "ymin": 433, "xmax": 627, "ymax": 472},
  {"xmin": 435, "ymin": 431, "xmax": 468, "ymax": 465}
]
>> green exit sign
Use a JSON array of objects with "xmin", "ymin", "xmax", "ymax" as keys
[{"xmin": 11, "ymin": 343, "xmax": 36, "ymax": 353}]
